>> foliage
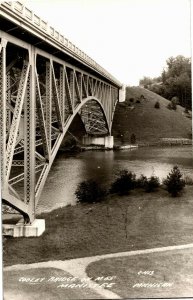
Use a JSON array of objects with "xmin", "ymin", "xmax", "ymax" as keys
[
  {"xmin": 140, "ymin": 94, "xmax": 146, "ymax": 100},
  {"xmin": 75, "ymin": 180, "xmax": 106, "ymax": 203},
  {"xmin": 109, "ymin": 170, "xmax": 136, "ymax": 195},
  {"xmin": 171, "ymin": 97, "xmax": 178, "ymax": 110},
  {"xmin": 144, "ymin": 176, "xmax": 160, "ymax": 192},
  {"xmin": 130, "ymin": 133, "xmax": 136, "ymax": 144},
  {"xmin": 167, "ymin": 98, "xmax": 177, "ymax": 110},
  {"xmin": 129, "ymin": 98, "xmax": 134, "ymax": 102},
  {"xmin": 136, "ymin": 174, "xmax": 160, "ymax": 192},
  {"xmin": 139, "ymin": 76, "xmax": 161, "ymax": 87},
  {"xmin": 140, "ymin": 55, "xmax": 192, "ymax": 110},
  {"xmin": 167, "ymin": 103, "xmax": 172, "ymax": 110},
  {"xmin": 171, "ymin": 96, "xmax": 179, "ymax": 105},
  {"xmin": 136, "ymin": 174, "xmax": 148, "ymax": 188},
  {"xmin": 154, "ymin": 101, "xmax": 160, "ymax": 109},
  {"xmin": 163, "ymin": 166, "xmax": 185, "ymax": 197}
]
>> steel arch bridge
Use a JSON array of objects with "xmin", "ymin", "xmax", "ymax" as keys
[{"xmin": 0, "ymin": 2, "xmax": 124, "ymax": 225}]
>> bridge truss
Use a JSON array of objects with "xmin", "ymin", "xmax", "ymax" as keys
[
  {"xmin": 0, "ymin": 34, "xmax": 120, "ymax": 223},
  {"xmin": 0, "ymin": 2, "xmax": 122, "ymax": 223}
]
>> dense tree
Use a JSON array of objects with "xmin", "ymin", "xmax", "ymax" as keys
[
  {"xmin": 139, "ymin": 76, "xmax": 153, "ymax": 88},
  {"xmin": 140, "ymin": 55, "xmax": 192, "ymax": 110},
  {"xmin": 163, "ymin": 166, "xmax": 185, "ymax": 197}
]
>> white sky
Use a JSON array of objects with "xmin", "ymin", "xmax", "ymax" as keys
[{"xmin": 24, "ymin": 0, "xmax": 191, "ymax": 85}]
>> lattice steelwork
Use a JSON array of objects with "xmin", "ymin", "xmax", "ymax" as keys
[{"xmin": 0, "ymin": 3, "xmax": 122, "ymax": 223}]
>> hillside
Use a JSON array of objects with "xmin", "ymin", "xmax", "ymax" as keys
[{"xmin": 112, "ymin": 86, "xmax": 192, "ymax": 145}]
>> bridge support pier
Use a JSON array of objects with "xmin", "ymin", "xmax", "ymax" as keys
[
  {"xmin": 3, "ymin": 219, "xmax": 45, "ymax": 237},
  {"xmin": 82, "ymin": 135, "xmax": 114, "ymax": 149}
]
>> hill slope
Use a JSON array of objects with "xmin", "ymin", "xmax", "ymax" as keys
[{"xmin": 112, "ymin": 86, "xmax": 192, "ymax": 145}]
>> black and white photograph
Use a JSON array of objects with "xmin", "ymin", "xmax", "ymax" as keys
[{"xmin": 0, "ymin": 0, "xmax": 192, "ymax": 299}]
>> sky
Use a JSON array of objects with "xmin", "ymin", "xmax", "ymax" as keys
[{"xmin": 23, "ymin": 0, "xmax": 191, "ymax": 85}]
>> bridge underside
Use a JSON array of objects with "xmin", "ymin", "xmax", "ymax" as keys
[{"xmin": 0, "ymin": 32, "xmax": 120, "ymax": 223}]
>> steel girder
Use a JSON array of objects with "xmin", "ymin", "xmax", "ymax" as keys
[{"xmin": 0, "ymin": 32, "xmax": 119, "ymax": 223}]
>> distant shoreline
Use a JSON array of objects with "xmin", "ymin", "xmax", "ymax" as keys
[{"xmin": 59, "ymin": 140, "xmax": 192, "ymax": 153}]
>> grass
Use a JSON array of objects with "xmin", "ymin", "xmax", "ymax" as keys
[
  {"xmin": 3, "ymin": 186, "xmax": 193, "ymax": 267},
  {"xmin": 112, "ymin": 86, "xmax": 192, "ymax": 145},
  {"xmin": 86, "ymin": 247, "xmax": 193, "ymax": 298}
]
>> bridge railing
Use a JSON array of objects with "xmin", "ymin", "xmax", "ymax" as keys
[{"xmin": 1, "ymin": 1, "xmax": 122, "ymax": 87}]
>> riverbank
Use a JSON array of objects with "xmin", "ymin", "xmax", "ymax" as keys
[
  {"xmin": 59, "ymin": 140, "xmax": 192, "ymax": 153},
  {"xmin": 3, "ymin": 186, "xmax": 193, "ymax": 267}
]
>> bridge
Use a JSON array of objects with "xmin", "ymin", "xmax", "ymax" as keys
[{"xmin": 0, "ymin": 2, "xmax": 125, "ymax": 235}]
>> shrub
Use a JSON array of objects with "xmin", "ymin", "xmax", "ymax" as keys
[
  {"xmin": 171, "ymin": 96, "xmax": 179, "ymax": 105},
  {"xmin": 136, "ymin": 100, "xmax": 141, "ymax": 103},
  {"xmin": 130, "ymin": 133, "xmax": 136, "ymax": 144},
  {"xmin": 154, "ymin": 101, "xmax": 160, "ymax": 109},
  {"xmin": 167, "ymin": 103, "xmax": 172, "ymax": 110},
  {"xmin": 109, "ymin": 170, "xmax": 136, "ymax": 195},
  {"xmin": 171, "ymin": 100, "xmax": 177, "ymax": 110},
  {"xmin": 136, "ymin": 174, "xmax": 148, "ymax": 188},
  {"xmin": 167, "ymin": 99, "xmax": 177, "ymax": 110},
  {"xmin": 144, "ymin": 176, "xmax": 160, "ymax": 192},
  {"xmin": 129, "ymin": 98, "xmax": 134, "ymax": 102},
  {"xmin": 163, "ymin": 166, "xmax": 185, "ymax": 197},
  {"xmin": 75, "ymin": 179, "xmax": 106, "ymax": 203}
]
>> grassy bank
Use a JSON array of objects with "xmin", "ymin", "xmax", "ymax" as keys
[
  {"xmin": 112, "ymin": 86, "xmax": 192, "ymax": 145},
  {"xmin": 3, "ymin": 186, "xmax": 193, "ymax": 267}
]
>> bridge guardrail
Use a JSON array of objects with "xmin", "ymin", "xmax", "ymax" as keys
[{"xmin": 1, "ymin": 1, "xmax": 122, "ymax": 87}]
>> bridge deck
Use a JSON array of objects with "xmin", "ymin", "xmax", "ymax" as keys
[{"xmin": 0, "ymin": 1, "xmax": 121, "ymax": 87}]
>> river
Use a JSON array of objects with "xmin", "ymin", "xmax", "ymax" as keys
[{"xmin": 36, "ymin": 146, "xmax": 193, "ymax": 214}]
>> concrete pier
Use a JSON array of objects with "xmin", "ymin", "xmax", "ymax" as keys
[
  {"xmin": 3, "ymin": 219, "xmax": 45, "ymax": 237},
  {"xmin": 82, "ymin": 136, "xmax": 114, "ymax": 149}
]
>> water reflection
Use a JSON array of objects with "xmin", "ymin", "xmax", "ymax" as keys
[{"xmin": 36, "ymin": 146, "xmax": 193, "ymax": 214}]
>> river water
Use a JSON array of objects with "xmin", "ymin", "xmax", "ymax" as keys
[{"xmin": 36, "ymin": 146, "xmax": 193, "ymax": 214}]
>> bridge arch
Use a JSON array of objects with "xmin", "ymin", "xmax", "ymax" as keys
[
  {"xmin": 68, "ymin": 96, "xmax": 110, "ymax": 136},
  {"xmin": 0, "ymin": 2, "xmax": 124, "ymax": 227}
]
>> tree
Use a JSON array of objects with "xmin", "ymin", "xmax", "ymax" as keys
[
  {"xmin": 163, "ymin": 166, "xmax": 185, "ymax": 197},
  {"xmin": 75, "ymin": 180, "xmax": 106, "ymax": 203},
  {"xmin": 139, "ymin": 76, "xmax": 153, "ymax": 88},
  {"xmin": 144, "ymin": 176, "xmax": 160, "ymax": 192},
  {"xmin": 139, "ymin": 55, "xmax": 192, "ymax": 110},
  {"xmin": 163, "ymin": 56, "xmax": 191, "ymax": 109},
  {"xmin": 109, "ymin": 170, "xmax": 136, "ymax": 195}
]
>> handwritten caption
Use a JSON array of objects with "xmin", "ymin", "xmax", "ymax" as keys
[
  {"xmin": 132, "ymin": 270, "xmax": 173, "ymax": 288},
  {"xmin": 18, "ymin": 275, "xmax": 117, "ymax": 289}
]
